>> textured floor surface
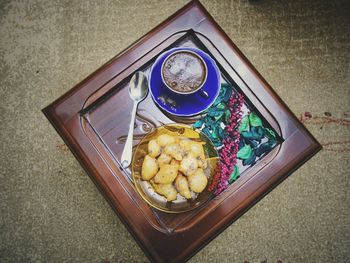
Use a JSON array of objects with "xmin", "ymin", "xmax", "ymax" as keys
[{"xmin": 0, "ymin": 0, "xmax": 349, "ymax": 262}]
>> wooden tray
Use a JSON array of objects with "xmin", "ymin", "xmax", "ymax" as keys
[{"xmin": 42, "ymin": 1, "xmax": 321, "ymax": 262}]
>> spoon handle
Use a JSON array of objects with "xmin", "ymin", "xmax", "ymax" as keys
[{"xmin": 121, "ymin": 102, "xmax": 138, "ymax": 168}]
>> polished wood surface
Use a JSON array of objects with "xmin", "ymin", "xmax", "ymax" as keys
[{"xmin": 43, "ymin": 1, "xmax": 321, "ymax": 262}]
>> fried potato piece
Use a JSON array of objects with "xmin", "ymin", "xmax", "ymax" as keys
[
  {"xmin": 190, "ymin": 142, "xmax": 205, "ymax": 158},
  {"xmin": 157, "ymin": 153, "xmax": 172, "ymax": 167},
  {"xmin": 141, "ymin": 155, "xmax": 158, "ymax": 180},
  {"xmin": 148, "ymin": 139, "xmax": 161, "ymax": 158},
  {"xmin": 188, "ymin": 168, "xmax": 208, "ymax": 193},
  {"xmin": 153, "ymin": 164, "xmax": 178, "ymax": 184},
  {"xmin": 170, "ymin": 159, "xmax": 180, "ymax": 166},
  {"xmin": 179, "ymin": 138, "xmax": 191, "ymax": 155},
  {"xmin": 179, "ymin": 154, "xmax": 198, "ymax": 176},
  {"xmin": 190, "ymin": 141, "xmax": 207, "ymax": 168},
  {"xmin": 164, "ymin": 143, "xmax": 183, "ymax": 161},
  {"xmin": 197, "ymin": 158, "xmax": 208, "ymax": 169},
  {"xmin": 175, "ymin": 173, "xmax": 191, "ymax": 199},
  {"xmin": 157, "ymin": 134, "xmax": 175, "ymax": 147},
  {"xmin": 151, "ymin": 181, "xmax": 177, "ymax": 201}
]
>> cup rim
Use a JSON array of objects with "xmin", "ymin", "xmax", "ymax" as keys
[{"xmin": 160, "ymin": 49, "xmax": 208, "ymax": 95}]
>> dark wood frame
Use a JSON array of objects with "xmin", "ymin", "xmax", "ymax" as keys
[{"xmin": 43, "ymin": 1, "xmax": 321, "ymax": 262}]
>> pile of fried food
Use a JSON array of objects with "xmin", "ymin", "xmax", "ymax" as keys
[{"xmin": 141, "ymin": 133, "xmax": 209, "ymax": 201}]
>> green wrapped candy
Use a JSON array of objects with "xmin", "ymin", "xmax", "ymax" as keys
[{"xmin": 228, "ymin": 165, "xmax": 240, "ymax": 184}]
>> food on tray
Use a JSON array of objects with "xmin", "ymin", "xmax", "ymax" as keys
[
  {"xmin": 188, "ymin": 168, "xmax": 208, "ymax": 193},
  {"xmin": 179, "ymin": 154, "xmax": 198, "ymax": 176},
  {"xmin": 141, "ymin": 155, "xmax": 158, "ymax": 180},
  {"xmin": 141, "ymin": 133, "xmax": 209, "ymax": 201},
  {"xmin": 162, "ymin": 51, "xmax": 207, "ymax": 93},
  {"xmin": 153, "ymin": 164, "xmax": 178, "ymax": 184},
  {"xmin": 170, "ymin": 159, "xmax": 180, "ymax": 166},
  {"xmin": 157, "ymin": 134, "xmax": 175, "ymax": 147},
  {"xmin": 190, "ymin": 142, "xmax": 205, "ymax": 159},
  {"xmin": 151, "ymin": 181, "xmax": 177, "ymax": 202},
  {"xmin": 175, "ymin": 173, "xmax": 191, "ymax": 199},
  {"xmin": 148, "ymin": 139, "xmax": 161, "ymax": 158},
  {"xmin": 179, "ymin": 139, "xmax": 191, "ymax": 153},
  {"xmin": 157, "ymin": 153, "xmax": 172, "ymax": 167},
  {"xmin": 164, "ymin": 143, "xmax": 183, "ymax": 161}
]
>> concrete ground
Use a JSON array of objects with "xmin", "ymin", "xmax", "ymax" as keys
[{"xmin": 0, "ymin": 0, "xmax": 349, "ymax": 262}]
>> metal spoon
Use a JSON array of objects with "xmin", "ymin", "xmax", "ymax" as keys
[{"xmin": 121, "ymin": 71, "xmax": 149, "ymax": 168}]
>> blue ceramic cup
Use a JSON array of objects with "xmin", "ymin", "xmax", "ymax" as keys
[{"xmin": 149, "ymin": 47, "xmax": 221, "ymax": 117}]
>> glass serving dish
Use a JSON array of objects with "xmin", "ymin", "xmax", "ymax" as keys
[{"xmin": 132, "ymin": 123, "xmax": 220, "ymax": 213}]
